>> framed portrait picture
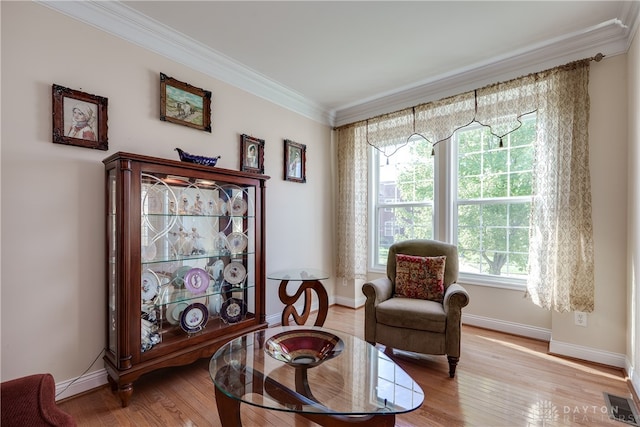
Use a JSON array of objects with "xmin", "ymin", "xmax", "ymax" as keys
[
  {"xmin": 52, "ymin": 84, "xmax": 108, "ymax": 150},
  {"xmin": 160, "ymin": 72, "xmax": 212, "ymax": 132},
  {"xmin": 240, "ymin": 134, "xmax": 265, "ymax": 174},
  {"xmin": 284, "ymin": 139, "xmax": 306, "ymax": 183}
]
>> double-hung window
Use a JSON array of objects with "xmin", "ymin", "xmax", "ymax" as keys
[{"xmin": 370, "ymin": 114, "xmax": 536, "ymax": 288}]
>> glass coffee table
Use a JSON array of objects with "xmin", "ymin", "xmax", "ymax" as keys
[{"xmin": 209, "ymin": 326, "xmax": 424, "ymax": 426}]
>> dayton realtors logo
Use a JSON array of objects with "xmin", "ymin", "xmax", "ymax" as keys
[{"xmin": 529, "ymin": 400, "xmax": 614, "ymax": 425}]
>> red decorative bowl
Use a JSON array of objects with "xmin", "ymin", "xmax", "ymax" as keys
[{"xmin": 265, "ymin": 330, "xmax": 344, "ymax": 367}]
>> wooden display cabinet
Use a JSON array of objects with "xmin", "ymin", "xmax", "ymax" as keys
[{"xmin": 103, "ymin": 152, "xmax": 269, "ymax": 407}]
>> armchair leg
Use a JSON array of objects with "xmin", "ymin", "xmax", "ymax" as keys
[{"xmin": 447, "ymin": 356, "xmax": 459, "ymax": 378}]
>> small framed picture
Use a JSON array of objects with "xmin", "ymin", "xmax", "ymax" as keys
[
  {"xmin": 284, "ymin": 139, "xmax": 306, "ymax": 183},
  {"xmin": 160, "ymin": 72, "xmax": 212, "ymax": 132},
  {"xmin": 240, "ymin": 134, "xmax": 265, "ymax": 174},
  {"xmin": 52, "ymin": 84, "xmax": 108, "ymax": 150}
]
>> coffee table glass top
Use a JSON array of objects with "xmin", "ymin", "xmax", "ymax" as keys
[
  {"xmin": 209, "ymin": 326, "xmax": 424, "ymax": 416},
  {"xmin": 267, "ymin": 268, "xmax": 329, "ymax": 281}
]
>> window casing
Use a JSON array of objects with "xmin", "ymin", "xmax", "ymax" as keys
[{"xmin": 370, "ymin": 115, "xmax": 536, "ymax": 288}]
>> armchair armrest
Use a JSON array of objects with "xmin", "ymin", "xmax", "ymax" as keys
[
  {"xmin": 362, "ymin": 278, "xmax": 393, "ymax": 344},
  {"xmin": 443, "ymin": 283, "xmax": 470, "ymax": 314},
  {"xmin": 443, "ymin": 283, "xmax": 470, "ymax": 359},
  {"xmin": 362, "ymin": 277, "xmax": 393, "ymax": 306},
  {"xmin": 1, "ymin": 373, "xmax": 76, "ymax": 427}
]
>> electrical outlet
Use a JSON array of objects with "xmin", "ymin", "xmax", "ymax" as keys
[{"xmin": 574, "ymin": 311, "xmax": 588, "ymax": 327}]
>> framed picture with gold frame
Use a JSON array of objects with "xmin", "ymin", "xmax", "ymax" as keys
[
  {"xmin": 52, "ymin": 84, "xmax": 108, "ymax": 150},
  {"xmin": 284, "ymin": 139, "xmax": 306, "ymax": 183},
  {"xmin": 240, "ymin": 134, "xmax": 264, "ymax": 174},
  {"xmin": 160, "ymin": 73, "xmax": 212, "ymax": 132}
]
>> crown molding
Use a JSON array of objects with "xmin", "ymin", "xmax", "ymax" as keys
[
  {"xmin": 38, "ymin": 1, "xmax": 638, "ymax": 128},
  {"xmin": 333, "ymin": 10, "xmax": 639, "ymax": 127},
  {"xmin": 36, "ymin": 0, "xmax": 334, "ymax": 126}
]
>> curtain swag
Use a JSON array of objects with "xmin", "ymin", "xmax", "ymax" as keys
[{"xmin": 336, "ymin": 54, "xmax": 604, "ymax": 160}]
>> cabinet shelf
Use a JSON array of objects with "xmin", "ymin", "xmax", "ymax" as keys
[
  {"xmin": 143, "ymin": 213, "xmax": 255, "ymax": 219},
  {"xmin": 103, "ymin": 152, "xmax": 268, "ymax": 407},
  {"xmin": 141, "ymin": 250, "xmax": 255, "ymax": 266},
  {"xmin": 149, "ymin": 283, "xmax": 255, "ymax": 308},
  {"xmin": 140, "ymin": 314, "xmax": 257, "ymax": 358}
]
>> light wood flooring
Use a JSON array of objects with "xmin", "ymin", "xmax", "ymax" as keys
[{"xmin": 59, "ymin": 305, "xmax": 636, "ymax": 426}]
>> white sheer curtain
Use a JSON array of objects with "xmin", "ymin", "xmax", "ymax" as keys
[
  {"xmin": 365, "ymin": 108, "xmax": 415, "ymax": 158},
  {"xmin": 414, "ymin": 91, "xmax": 476, "ymax": 144},
  {"xmin": 525, "ymin": 60, "xmax": 595, "ymax": 312},
  {"xmin": 359, "ymin": 79, "xmax": 541, "ymax": 153},
  {"xmin": 475, "ymin": 76, "xmax": 538, "ymax": 140},
  {"xmin": 335, "ymin": 60, "xmax": 595, "ymax": 312},
  {"xmin": 335, "ymin": 124, "xmax": 368, "ymax": 280}
]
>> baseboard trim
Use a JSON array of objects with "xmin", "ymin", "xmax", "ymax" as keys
[
  {"xmin": 463, "ymin": 313, "xmax": 626, "ymax": 368},
  {"xmin": 549, "ymin": 339, "xmax": 626, "ymax": 368},
  {"xmin": 462, "ymin": 312, "xmax": 552, "ymax": 341},
  {"xmin": 334, "ymin": 295, "xmax": 366, "ymax": 309},
  {"xmin": 626, "ymin": 358, "xmax": 640, "ymax": 400},
  {"xmin": 266, "ymin": 312, "xmax": 282, "ymax": 326},
  {"xmin": 55, "ymin": 369, "xmax": 109, "ymax": 401}
]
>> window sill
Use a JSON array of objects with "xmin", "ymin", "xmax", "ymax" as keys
[
  {"xmin": 368, "ymin": 268, "xmax": 527, "ymax": 292},
  {"xmin": 457, "ymin": 273, "xmax": 527, "ymax": 291}
]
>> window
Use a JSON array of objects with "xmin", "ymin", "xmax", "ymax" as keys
[
  {"xmin": 371, "ymin": 115, "xmax": 536, "ymax": 286},
  {"xmin": 454, "ymin": 116, "xmax": 535, "ymax": 281},
  {"xmin": 372, "ymin": 136, "xmax": 435, "ymax": 266}
]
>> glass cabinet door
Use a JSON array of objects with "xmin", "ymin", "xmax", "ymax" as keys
[
  {"xmin": 139, "ymin": 173, "xmax": 257, "ymax": 354},
  {"xmin": 107, "ymin": 169, "xmax": 117, "ymax": 355}
]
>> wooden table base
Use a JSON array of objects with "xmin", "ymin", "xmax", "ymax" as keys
[
  {"xmin": 214, "ymin": 366, "xmax": 395, "ymax": 427},
  {"xmin": 278, "ymin": 279, "xmax": 328, "ymax": 327}
]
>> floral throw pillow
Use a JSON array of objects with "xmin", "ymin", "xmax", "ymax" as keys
[{"xmin": 395, "ymin": 254, "xmax": 446, "ymax": 302}]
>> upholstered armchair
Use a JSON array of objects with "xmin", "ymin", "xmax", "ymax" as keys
[
  {"xmin": 362, "ymin": 239, "xmax": 470, "ymax": 377},
  {"xmin": 1, "ymin": 373, "xmax": 76, "ymax": 426}
]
